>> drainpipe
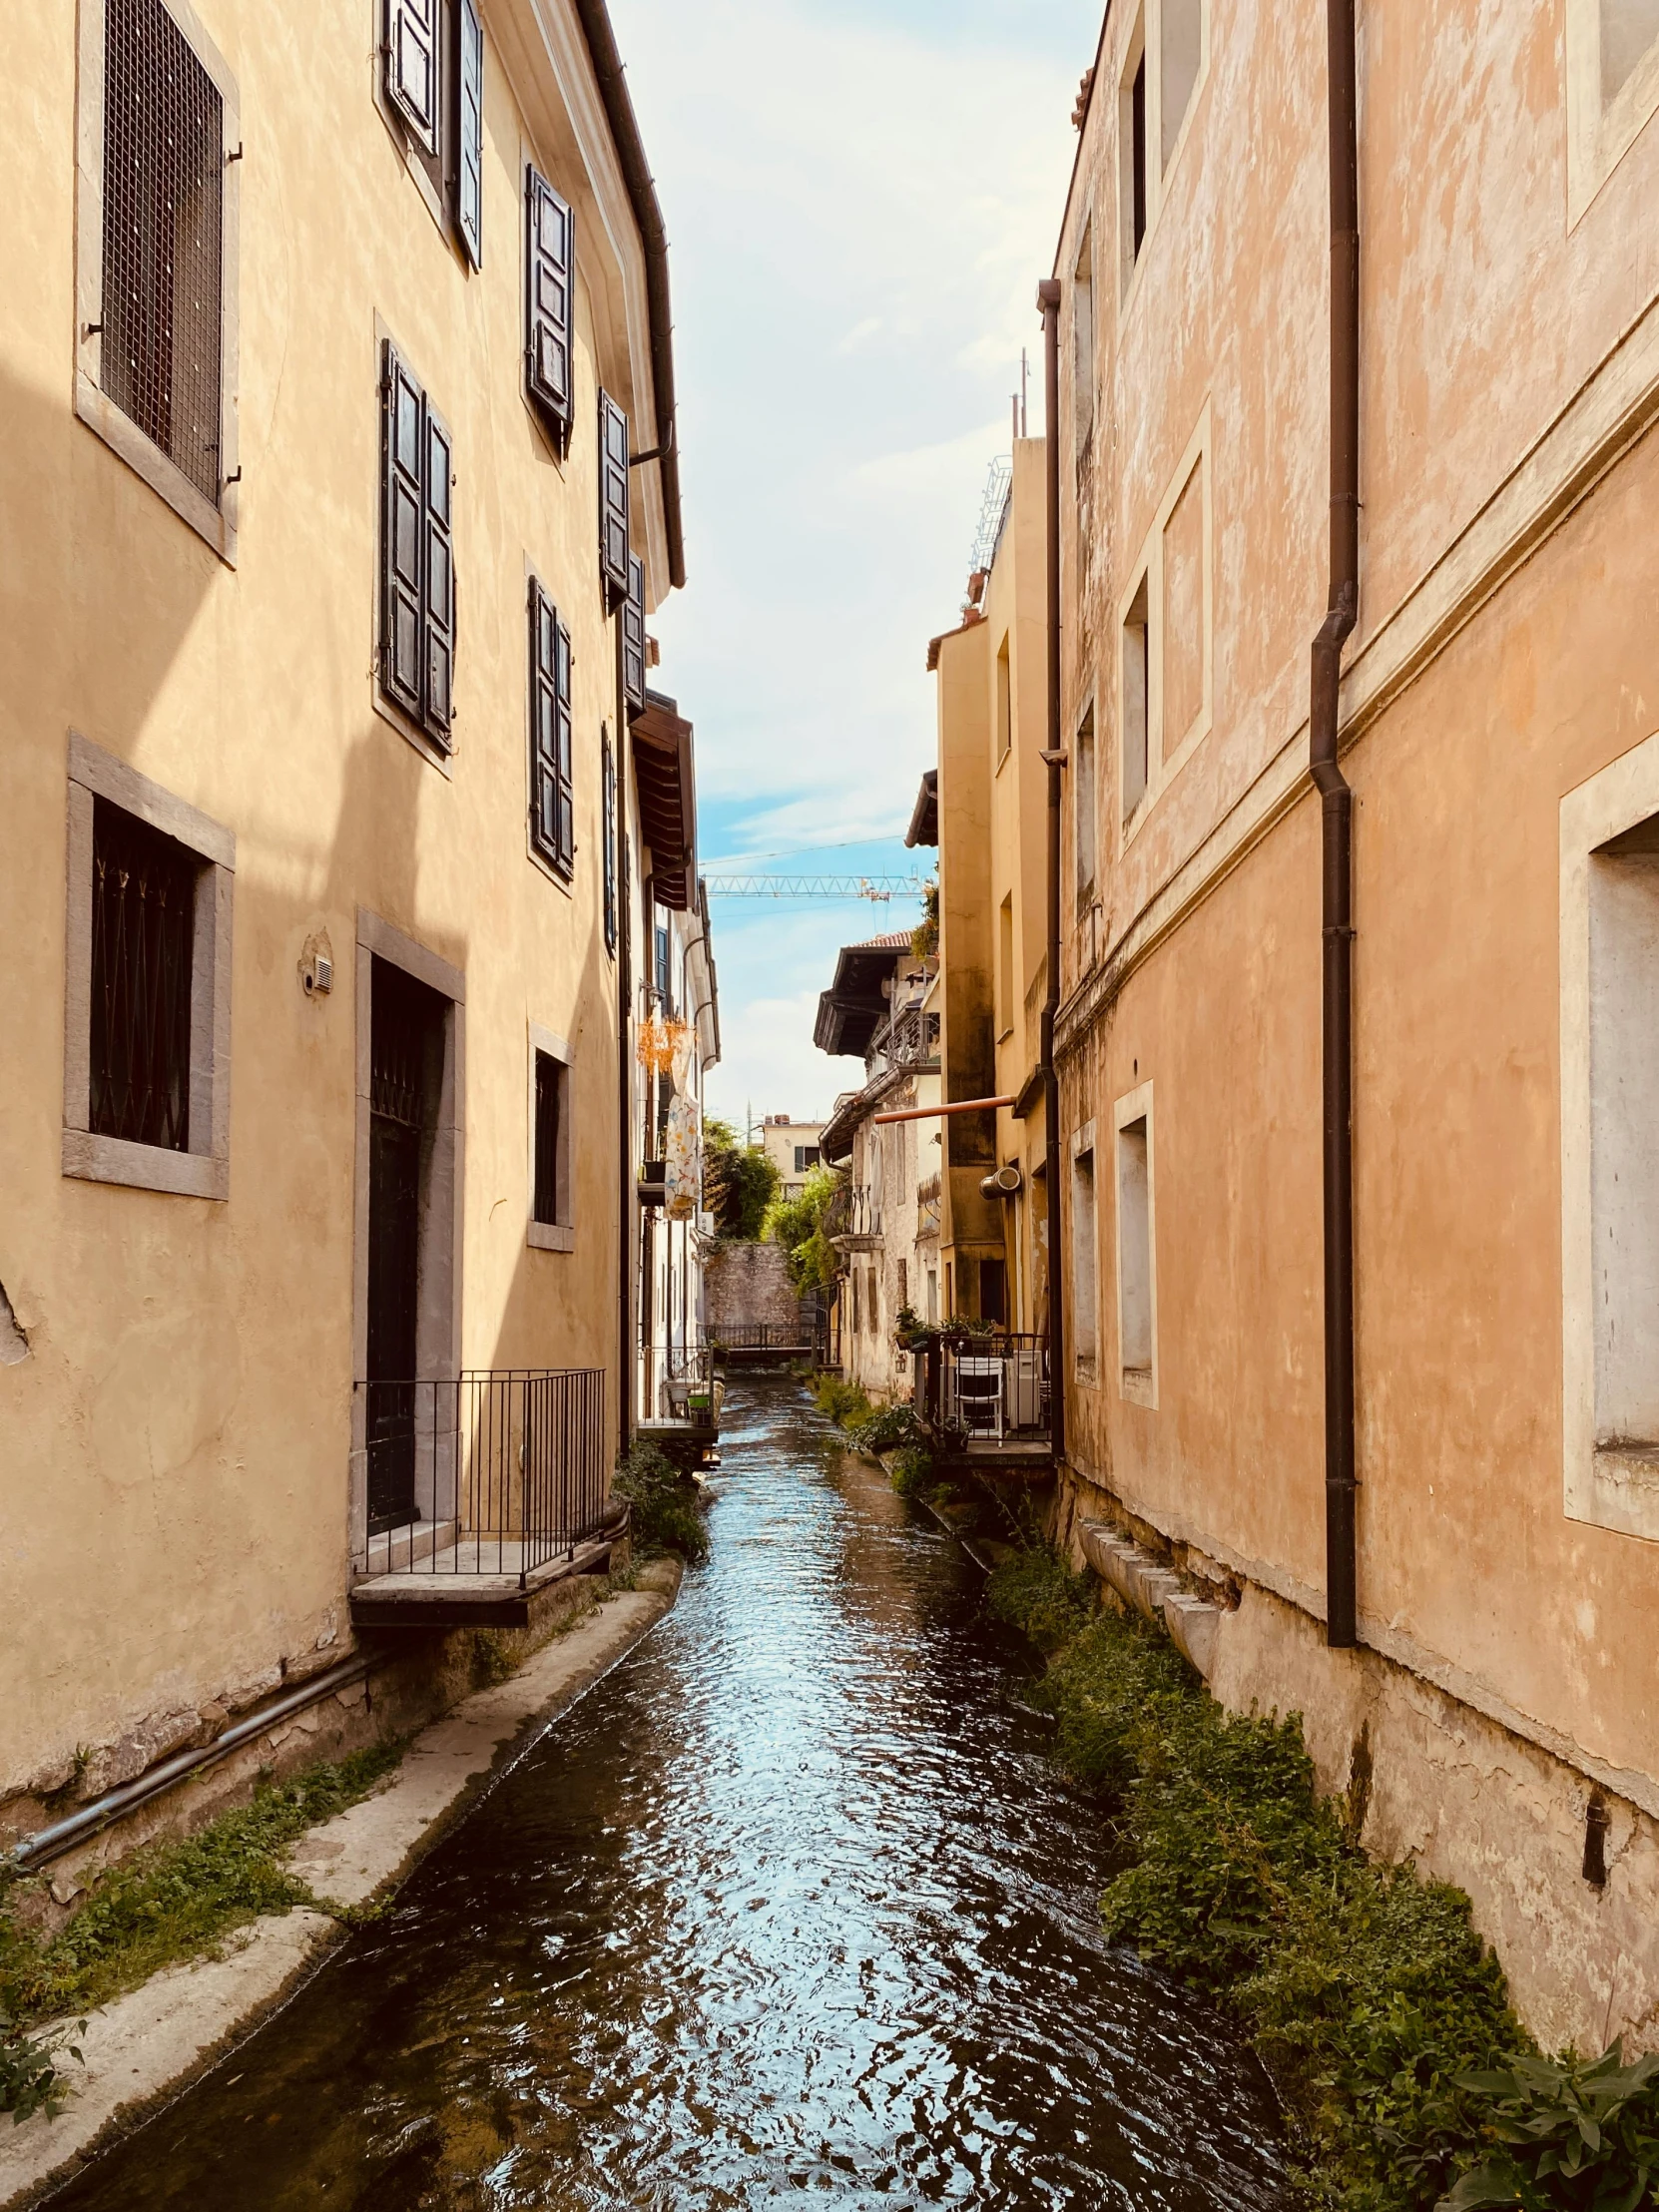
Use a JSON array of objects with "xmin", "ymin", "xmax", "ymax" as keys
[
  {"xmin": 1313, "ymin": 0, "xmax": 1361, "ymax": 1648},
  {"xmin": 1037, "ymin": 276, "xmax": 1067, "ymax": 1463},
  {"xmin": 617, "ymin": 633, "xmax": 635, "ymax": 1457}
]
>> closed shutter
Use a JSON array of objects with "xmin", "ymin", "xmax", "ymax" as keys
[
  {"xmin": 623, "ymin": 553, "xmax": 646, "ymax": 715},
  {"xmin": 529, "ymin": 581, "xmax": 574, "ymax": 873},
  {"xmin": 381, "ymin": 342, "xmax": 424, "ymax": 720},
  {"xmin": 599, "ymin": 390, "xmax": 630, "ymax": 606},
  {"xmin": 524, "ymin": 166, "xmax": 573, "ymax": 437},
  {"xmin": 385, "ymin": 0, "xmax": 440, "ymax": 158},
  {"xmin": 423, "ymin": 397, "xmax": 455, "ymax": 742},
  {"xmin": 456, "ymin": 0, "xmax": 484, "ymax": 269}
]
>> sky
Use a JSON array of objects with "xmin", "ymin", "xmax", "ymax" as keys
[{"xmin": 607, "ymin": 0, "xmax": 1103, "ymax": 1131}]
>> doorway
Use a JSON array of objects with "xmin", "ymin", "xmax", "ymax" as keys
[{"xmin": 365, "ymin": 957, "xmax": 446, "ymax": 1533}]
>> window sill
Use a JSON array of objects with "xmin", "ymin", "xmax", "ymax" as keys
[
  {"xmin": 1121, "ymin": 1366, "xmax": 1156, "ymax": 1407},
  {"xmin": 373, "ymin": 688, "xmax": 454, "ymax": 777},
  {"xmin": 528, "ymin": 1221, "xmax": 575, "ymax": 1253},
  {"xmin": 63, "ymin": 1128, "xmax": 228, "ymax": 1201},
  {"xmin": 75, "ymin": 375, "xmax": 238, "ymax": 567},
  {"xmin": 526, "ymin": 838, "xmax": 576, "ymax": 898}
]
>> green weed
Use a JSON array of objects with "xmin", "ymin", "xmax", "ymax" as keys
[{"xmin": 613, "ymin": 1441, "xmax": 709, "ymax": 1564}]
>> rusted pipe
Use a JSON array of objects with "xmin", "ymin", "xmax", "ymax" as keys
[
  {"xmin": 870, "ymin": 1095, "xmax": 1015, "ymax": 1125},
  {"xmin": 1037, "ymin": 276, "xmax": 1067, "ymax": 1462},
  {"xmin": 1314, "ymin": 0, "xmax": 1361, "ymax": 1648}
]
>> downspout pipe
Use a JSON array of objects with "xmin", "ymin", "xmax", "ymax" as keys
[
  {"xmin": 1037, "ymin": 277, "xmax": 1067, "ymax": 1463},
  {"xmin": 1313, "ymin": 0, "xmax": 1361, "ymax": 1648},
  {"xmin": 616, "ymin": 632, "xmax": 635, "ymax": 1456}
]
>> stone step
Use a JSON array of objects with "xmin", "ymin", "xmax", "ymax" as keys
[{"xmin": 1077, "ymin": 1519, "xmax": 1221, "ymax": 1682}]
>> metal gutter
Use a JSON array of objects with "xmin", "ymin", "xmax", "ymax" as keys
[
  {"xmin": 572, "ymin": 0, "xmax": 686, "ymax": 589},
  {"xmin": 9, "ymin": 1655, "xmax": 374, "ymax": 1875},
  {"xmin": 1037, "ymin": 277, "xmax": 1068, "ymax": 1464}
]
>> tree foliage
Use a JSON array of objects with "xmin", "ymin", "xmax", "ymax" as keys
[
  {"xmin": 763, "ymin": 1164, "xmax": 840, "ymax": 1290},
  {"xmin": 702, "ymin": 1116, "xmax": 780, "ymax": 1240}
]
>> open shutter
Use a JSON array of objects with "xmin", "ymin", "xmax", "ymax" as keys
[
  {"xmin": 381, "ymin": 342, "xmax": 424, "ymax": 720},
  {"xmin": 598, "ymin": 390, "xmax": 630, "ymax": 606},
  {"xmin": 554, "ymin": 613, "xmax": 574, "ymax": 867},
  {"xmin": 385, "ymin": 0, "xmax": 439, "ymax": 159},
  {"xmin": 602, "ymin": 730, "xmax": 618, "ymax": 954},
  {"xmin": 623, "ymin": 553, "xmax": 647, "ymax": 716},
  {"xmin": 423, "ymin": 396, "xmax": 455, "ymax": 743},
  {"xmin": 456, "ymin": 0, "xmax": 484, "ymax": 269},
  {"xmin": 529, "ymin": 581, "xmax": 573, "ymax": 872},
  {"xmin": 524, "ymin": 167, "xmax": 573, "ymax": 436}
]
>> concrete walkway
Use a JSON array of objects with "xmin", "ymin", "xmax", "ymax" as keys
[{"xmin": 0, "ymin": 1560, "xmax": 682, "ymax": 2211}]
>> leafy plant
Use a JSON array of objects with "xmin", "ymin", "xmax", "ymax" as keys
[
  {"xmin": 847, "ymin": 1403, "xmax": 922, "ymax": 1454},
  {"xmin": 0, "ymin": 2007, "xmax": 84, "ymax": 2124},
  {"xmin": 613, "ymin": 1441, "xmax": 709, "ymax": 1563},
  {"xmin": 0, "ymin": 1741, "xmax": 404, "ymax": 2034},
  {"xmin": 810, "ymin": 1374, "xmax": 872, "ymax": 1428},
  {"xmin": 893, "ymin": 1304, "xmax": 936, "ymax": 1351},
  {"xmin": 1434, "ymin": 2047, "xmax": 1659, "ymax": 2211},
  {"xmin": 888, "ymin": 1444, "xmax": 935, "ymax": 1498},
  {"xmin": 911, "ymin": 878, "xmax": 939, "ymax": 960}
]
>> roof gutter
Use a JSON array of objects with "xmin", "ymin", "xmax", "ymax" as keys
[
  {"xmin": 571, "ymin": 0, "xmax": 686, "ymax": 589},
  {"xmin": 1313, "ymin": 0, "xmax": 1361, "ymax": 1649}
]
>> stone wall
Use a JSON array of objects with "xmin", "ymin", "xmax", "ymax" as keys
[{"xmin": 704, "ymin": 1241, "xmax": 802, "ymax": 1335}]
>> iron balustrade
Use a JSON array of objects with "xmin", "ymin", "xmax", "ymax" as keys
[
  {"xmin": 921, "ymin": 1334, "xmax": 1051, "ymax": 1444},
  {"xmin": 826, "ymin": 1183, "xmax": 881, "ymax": 1242},
  {"xmin": 355, "ymin": 1370, "xmax": 608, "ymax": 1586}
]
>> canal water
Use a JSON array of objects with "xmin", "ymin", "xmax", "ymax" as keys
[{"xmin": 51, "ymin": 1380, "xmax": 1286, "ymax": 2209}]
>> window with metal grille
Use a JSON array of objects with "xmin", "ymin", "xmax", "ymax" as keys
[
  {"xmin": 99, "ymin": 0, "xmax": 225, "ymax": 505},
  {"xmin": 533, "ymin": 1050, "xmax": 563, "ymax": 1225},
  {"xmin": 528, "ymin": 578, "xmax": 573, "ymax": 872},
  {"xmin": 89, "ymin": 799, "xmax": 198, "ymax": 1152},
  {"xmin": 380, "ymin": 340, "xmax": 455, "ymax": 749}
]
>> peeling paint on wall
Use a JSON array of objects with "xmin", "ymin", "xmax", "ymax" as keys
[{"xmin": 0, "ymin": 1279, "xmax": 29, "ymax": 1366}]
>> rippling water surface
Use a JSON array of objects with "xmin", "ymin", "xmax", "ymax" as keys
[{"xmin": 53, "ymin": 1381, "xmax": 1286, "ymax": 2209}]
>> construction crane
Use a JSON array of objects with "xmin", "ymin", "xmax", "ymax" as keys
[{"xmin": 702, "ymin": 873, "xmax": 925, "ymax": 903}]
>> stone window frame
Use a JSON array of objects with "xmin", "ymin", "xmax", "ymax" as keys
[
  {"xmin": 62, "ymin": 733, "xmax": 235, "ymax": 1201},
  {"xmin": 1117, "ymin": 402, "xmax": 1214, "ymax": 853},
  {"xmin": 73, "ymin": 0, "xmax": 242, "ymax": 565},
  {"xmin": 1566, "ymin": 0, "xmax": 1659, "ymax": 228},
  {"xmin": 1559, "ymin": 725, "xmax": 1659, "ymax": 1543},
  {"xmin": 1115, "ymin": 0, "xmax": 1210, "ymax": 315},
  {"xmin": 527, "ymin": 1020, "xmax": 575, "ymax": 1252},
  {"xmin": 1113, "ymin": 1082, "xmax": 1159, "ymax": 1409},
  {"xmin": 1070, "ymin": 1115, "xmax": 1101, "ymax": 1384}
]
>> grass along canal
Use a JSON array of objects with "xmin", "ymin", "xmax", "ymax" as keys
[{"xmin": 37, "ymin": 1378, "xmax": 1286, "ymax": 2208}]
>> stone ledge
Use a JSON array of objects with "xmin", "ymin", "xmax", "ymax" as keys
[{"xmin": 1077, "ymin": 1519, "xmax": 1221, "ymax": 1680}]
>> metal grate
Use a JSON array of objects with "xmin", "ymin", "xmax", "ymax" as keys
[
  {"xmin": 101, "ymin": 0, "xmax": 225, "ymax": 502},
  {"xmin": 90, "ymin": 800, "xmax": 196, "ymax": 1151},
  {"xmin": 370, "ymin": 961, "xmax": 442, "ymax": 1131}
]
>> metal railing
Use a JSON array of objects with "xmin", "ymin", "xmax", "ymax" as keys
[
  {"xmin": 355, "ymin": 1369, "xmax": 609, "ymax": 1584},
  {"xmin": 869, "ymin": 1003, "xmax": 939, "ymax": 1076},
  {"xmin": 826, "ymin": 1183, "xmax": 881, "ymax": 1242},
  {"xmin": 920, "ymin": 1334, "xmax": 1050, "ymax": 1444}
]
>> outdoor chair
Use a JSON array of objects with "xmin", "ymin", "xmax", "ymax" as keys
[{"xmin": 954, "ymin": 1356, "xmax": 1005, "ymax": 1442}]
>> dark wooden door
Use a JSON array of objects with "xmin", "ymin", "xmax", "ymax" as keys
[{"xmin": 365, "ymin": 961, "xmax": 444, "ymax": 1533}]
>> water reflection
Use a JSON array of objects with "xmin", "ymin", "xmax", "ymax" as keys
[{"xmin": 51, "ymin": 1380, "xmax": 1285, "ymax": 2209}]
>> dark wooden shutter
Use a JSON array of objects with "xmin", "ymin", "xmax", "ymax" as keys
[
  {"xmin": 422, "ymin": 396, "xmax": 455, "ymax": 742},
  {"xmin": 554, "ymin": 612, "xmax": 574, "ymax": 866},
  {"xmin": 385, "ymin": 0, "xmax": 440, "ymax": 158},
  {"xmin": 529, "ymin": 579, "xmax": 559, "ymax": 866},
  {"xmin": 381, "ymin": 341, "xmax": 424, "ymax": 720},
  {"xmin": 623, "ymin": 553, "xmax": 646, "ymax": 716},
  {"xmin": 524, "ymin": 166, "xmax": 573, "ymax": 437},
  {"xmin": 602, "ymin": 730, "xmax": 617, "ymax": 954},
  {"xmin": 456, "ymin": 0, "xmax": 484, "ymax": 269},
  {"xmin": 598, "ymin": 389, "xmax": 630, "ymax": 606}
]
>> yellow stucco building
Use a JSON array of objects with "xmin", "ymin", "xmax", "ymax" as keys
[{"xmin": 1, "ymin": 0, "xmax": 707, "ymax": 1844}]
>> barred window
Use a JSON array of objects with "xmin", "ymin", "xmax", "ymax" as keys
[
  {"xmin": 99, "ymin": 0, "xmax": 225, "ymax": 505},
  {"xmin": 90, "ymin": 799, "xmax": 197, "ymax": 1153}
]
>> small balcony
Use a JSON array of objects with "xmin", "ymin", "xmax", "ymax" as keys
[
  {"xmin": 350, "ymin": 1371, "xmax": 619, "ymax": 1628},
  {"xmin": 827, "ymin": 1182, "xmax": 882, "ymax": 1250},
  {"xmin": 916, "ymin": 1335, "xmax": 1053, "ymax": 1472}
]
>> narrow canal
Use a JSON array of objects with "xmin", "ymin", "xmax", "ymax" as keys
[{"xmin": 52, "ymin": 1381, "xmax": 1286, "ymax": 2209}]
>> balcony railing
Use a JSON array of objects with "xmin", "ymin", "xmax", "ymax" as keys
[
  {"xmin": 355, "ymin": 1370, "xmax": 609, "ymax": 1585},
  {"xmin": 826, "ymin": 1182, "xmax": 881, "ymax": 1244},
  {"xmin": 868, "ymin": 1003, "xmax": 939, "ymax": 1077},
  {"xmin": 918, "ymin": 1334, "xmax": 1050, "ymax": 1447}
]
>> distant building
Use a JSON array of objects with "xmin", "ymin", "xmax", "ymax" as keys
[{"xmin": 759, "ymin": 1115, "xmax": 827, "ymax": 1199}]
